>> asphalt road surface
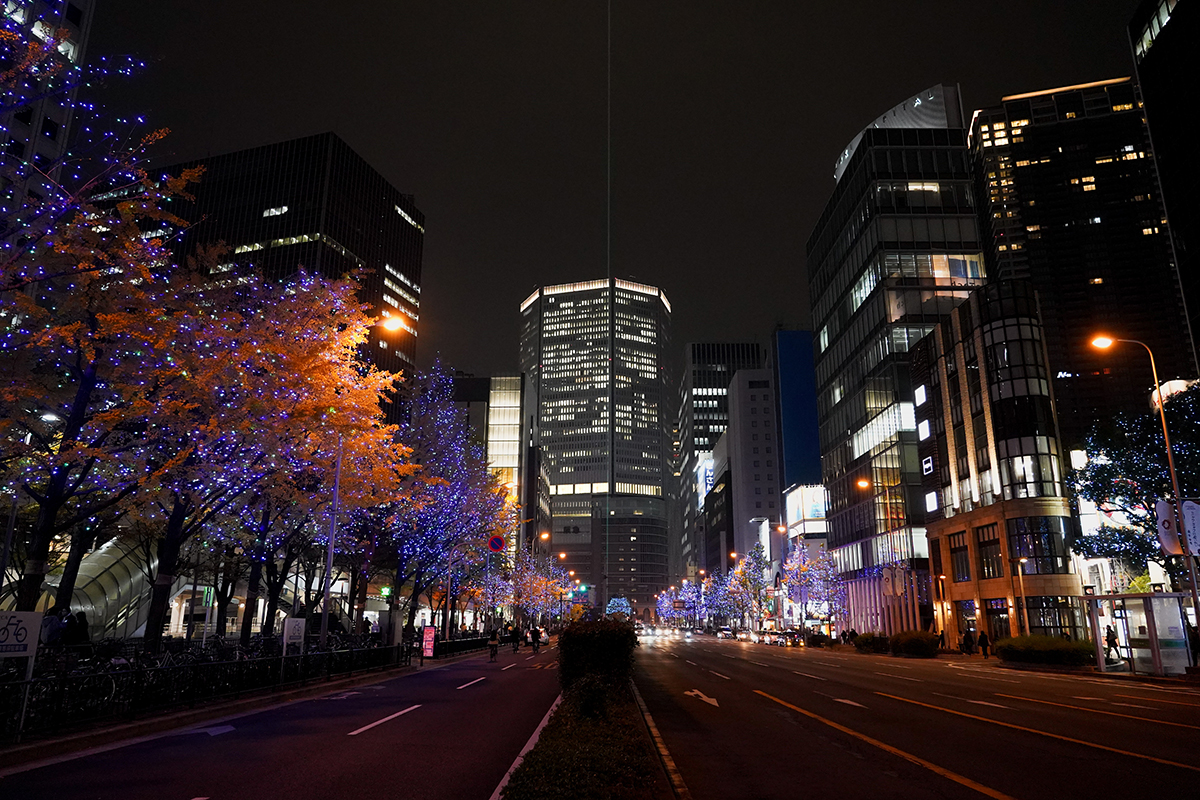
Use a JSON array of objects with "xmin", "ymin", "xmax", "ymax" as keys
[
  {"xmin": 635, "ymin": 633, "xmax": 1200, "ymax": 800},
  {"xmin": 0, "ymin": 644, "xmax": 561, "ymax": 800}
]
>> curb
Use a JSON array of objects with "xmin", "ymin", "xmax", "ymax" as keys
[{"xmin": 631, "ymin": 679, "xmax": 692, "ymax": 800}]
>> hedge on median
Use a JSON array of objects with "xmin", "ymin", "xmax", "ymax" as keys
[
  {"xmin": 889, "ymin": 630, "xmax": 939, "ymax": 658},
  {"xmin": 853, "ymin": 632, "xmax": 891, "ymax": 653},
  {"xmin": 993, "ymin": 635, "xmax": 1094, "ymax": 666},
  {"xmin": 502, "ymin": 619, "xmax": 661, "ymax": 800}
]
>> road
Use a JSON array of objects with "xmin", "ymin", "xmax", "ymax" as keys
[
  {"xmin": 636, "ymin": 633, "xmax": 1200, "ymax": 800},
  {"xmin": 0, "ymin": 644, "xmax": 561, "ymax": 800}
]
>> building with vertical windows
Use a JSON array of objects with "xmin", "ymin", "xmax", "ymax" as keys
[
  {"xmin": 675, "ymin": 343, "xmax": 764, "ymax": 581},
  {"xmin": 1130, "ymin": 0, "xmax": 1199, "ymax": 364},
  {"xmin": 913, "ymin": 281, "xmax": 1084, "ymax": 644},
  {"xmin": 807, "ymin": 84, "xmax": 988, "ymax": 636},
  {"xmin": 519, "ymin": 279, "xmax": 672, "ymax": 617},
  {"xmin": 163, "ymin": 133, "xmax": 424, "ymax": 376},
  {"xmin": 970, "ymin": 78, "xmax": 1193, "ymax": 447}
]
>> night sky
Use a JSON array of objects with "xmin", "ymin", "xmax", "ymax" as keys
[{"xmin": 91, "ymin": 1, "xmax": 1140, "ymax": 377}]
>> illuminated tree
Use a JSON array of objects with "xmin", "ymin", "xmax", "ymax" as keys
[
  {"xmin": 607, "ymin": 596, "xmax": 632, "ymax": 618},
  {"xmin": 784, "ymin": 541, "xmax": 847, "ymax": 625},
  {"xmin": 730, "ymin": 542, "xmax": 771, "ymax": 628},
  {"xmin": 1070, "ymin": 384, "xmax": 1200, "ymax": 587}
]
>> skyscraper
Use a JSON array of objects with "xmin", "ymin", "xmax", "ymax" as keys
[
  {"xmin": 163, "ymin": 132, "xmax": 424, "ymax": 375},
  {"xmin": 970, "ymin": 77, "xmax": 1193, "ymax": 446},
  {"xmin": 520, "ymin": 279, "xmax": 671, "ymax": 617},
  {"xmin": 1130, "ymin": 0, "xmax": 1199, "ymax": 372},
  {"xmin": 675, "ymin": 342, "xmax": 764, "ymax": 580},
  {"xmin": 807, "ymin": 85, "xmax": 988, "ymax": 635}
]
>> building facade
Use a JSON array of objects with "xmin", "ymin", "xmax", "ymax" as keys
[
  {"xmin": 163, "ymin": 132, "xmax": 425, "ymax": 375},
  {"xmin": 971, "ymin": 77, "xmax": 1193, "ymax": 446},
  {"xmin": 807, "ymin": 85, "xmax": 988, "ymax": 635},
  {"xmin": 913, "ymin": 281, "xmax": 1085, "ymax": 644},
  {"xmin": 675, "ymin": 342, "xmax": 765, "ymax": 582},
  {"xmin": 519, "ymin": 278, "xmax": 672, "ymax": 617},
  {"xmin": 1130, "ymin": 0, "xmax": 1199, "ymax": 370}
]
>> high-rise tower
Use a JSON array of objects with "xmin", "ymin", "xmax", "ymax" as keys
[
  {"xmin": 519, "ymin": 278, "xmax": 671, "ymax": 618},
  {"xmin": 807, "ymin": 85, "xmax": 987, "ymax": 635},
  {"xmin": 971, "ymin": 78, "xmax": 1193, "ymax": 446}
]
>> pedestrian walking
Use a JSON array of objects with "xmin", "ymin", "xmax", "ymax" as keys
[
  {"xmin": 530, "ymin": 626, "xmax": 541, "ymax": 654},
  {"xmin": 961, "ymin": 629, "xmax": 975, "ymax": 655},
  {"xmin": 1105, "ymin": 625, "xmax": 1120, "ymax": 660},
  {"xmin": 488, "ymin": 628, "xmax": 499, "ymax": 662},
  {"xmin": 40, "ymin": 606, "xmax": 67, "ymax": 646},
  {"xmin": 937, "ymin": 629, "xmax": 946, "ymax": 649},
  {"xmin": 977, "ymin": 630, "xmax": 991, "ymax": 659}
]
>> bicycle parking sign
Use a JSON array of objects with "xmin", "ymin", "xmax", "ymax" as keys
[{"xmin": 0, "ymin": 611, "xmax": 38, "ymax": 659}]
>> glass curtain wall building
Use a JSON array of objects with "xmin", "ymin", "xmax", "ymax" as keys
[
  {"xmin": 519, "ymin": 279, "xmax": 672, "ymax": 618},
  {"xmin": 913, "ymin": 281, "xmax": 1084, "ymax": 643},
  {"xmin": 675, "ymin": 343, "xmax": 764, "ymax": 581},
  {"xmin": 163, "ymin": 132, "xmax": 425, "ymax": 378},
  {"xmin": 806, "ymin": 85, "xmax": 987, "ymax": 636},
  {"xmin": 970, "ymin": 78, "xmax": 1193, "ymax": 446}
]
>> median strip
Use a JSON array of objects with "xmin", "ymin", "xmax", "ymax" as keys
[
  {"xmin": 347, "ymin": 704, "xmax": 420, "ymax": 736},
  {"xmin": 756, "ymin": 691, "xmax": 1014, "ymax": 800}
]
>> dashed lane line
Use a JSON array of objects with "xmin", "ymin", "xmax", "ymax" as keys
[
  {"xmin": 502, "ymin": 664, "xmax": 515, "ymax": 671},
  {"xmin": 756, "ymin": 691, "xmax": 1015, "ymax": 800},
  {"xmin": 457, "ymin": 677, "xmax": 486, "ymax": 690},
  {"xmin": 878, "ymin": 692, "xmax": 1200, "ymax": 774},
  {"xmin": 685, "ymin": 660, "xmax": 697, "ymax": 665},
  {"xmin": 1115, "ymin": 693, "xmax": 1200, "ymax": 708},
  {"xmin": 750, "ymin": 661, "xmax": 771, "ymax": 667},
  {"xmin": 709, "ymin": 671, "xmax": 731, "ymax": 680},
  {"xmin": 995, "ymin": 694, "xmax": 1198, "ymax": 730},
  {"xmin": 792, "ymin": 671, "xmax": 827, "ymax": 681},
  {"xmin": 347, "ymin": 704, "xmax": 421, "ymax": 736},
  {"xmin": 874, "ymin": 671, "xmax": 923, "ymax": 682}
]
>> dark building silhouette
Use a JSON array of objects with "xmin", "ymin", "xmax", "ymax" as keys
[
  {"xmin": 971, "ymin": 78, "xmax": 1193, "ymax": 446},
  {"xmin": 770, "ymin": 329, "xmax": 822, "ymax": 489},
  {"xmin": 1131, "ymin": 0, "xmax": 1199, "ymax": 364},
  {"xmin": 162, "ymin": 132, "xmax": 424, "ymax": 374}
]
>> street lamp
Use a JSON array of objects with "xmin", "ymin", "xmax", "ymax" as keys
[
  {"xmin": 1092, "ymin": 335, "xmax": 1200, "ymax": 626},
  {"xmin": 1013, "ymin": 557, "xmax": 1031, "ymax": 635}
]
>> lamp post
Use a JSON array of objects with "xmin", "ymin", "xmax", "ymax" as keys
[
  {"xmin": 1013, "ymin": 557, "xmax": 1031, "ymax": 635},
  {"xmin": 1092, "ymin": 336, "xmax": 1200, "ymax": 627}
]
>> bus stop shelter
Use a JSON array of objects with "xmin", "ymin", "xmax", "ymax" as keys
[{"xmin": 1085, "ymin": 592, "xmax": 1193, "ymax": 677}]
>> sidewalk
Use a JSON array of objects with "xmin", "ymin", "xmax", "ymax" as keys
[{"xmin": 0, "ymin": 646, "xmax": 492, "ymax": 772}]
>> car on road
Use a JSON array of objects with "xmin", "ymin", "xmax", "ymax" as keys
[{"xmin": 717, "ymin": 627, "xmax": 735, "ymax": 639}]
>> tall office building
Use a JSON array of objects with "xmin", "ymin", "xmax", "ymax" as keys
[
  {"xmin": 914, "ymin": 281, "xmax": 1084, "ymax": 644},
  {"xmin": 771, "ymin": 329, "xmax": 822, "ymax": 490},
  {"xmin": 1, "ymin": 0, "xmax": 96, "ymax": 226},
  {"xmin": 971, "ymin": 77, "xmax": 1193, "ymax": 446},
  {"xmin": 520, "ymin": 279, "xmax": 672, "ymax": 617},
  {"xmin": 1130, "ymin": 0, "xmax": 1199, "ymax": 364},
  {"xmin": 807, "ymin": 85, "xmax": 988, "ymax": 635},
  {"xmin": 675, "ymin": 343, "xmax": 764, "ymax": 581},
  {"xmin": 163, "ymin": 132, "xmax": 424, "ymax": 375}
]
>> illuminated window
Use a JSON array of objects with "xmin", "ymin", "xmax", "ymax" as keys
[
  {"xmin": 1089, "ymin": 278, "xmax": 1103, "ymax": 285},
  {"xmin": 262, "ymin": 206, "xmax": 288, "ymax": 217}
]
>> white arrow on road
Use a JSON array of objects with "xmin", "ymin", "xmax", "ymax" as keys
[
  {"xmin": 684, "ymin": 689, "xmax": 719, "ymax": 707},
  {"xmin": 172, "ymin": 725, "xmax": 234, "ymax": 737}
]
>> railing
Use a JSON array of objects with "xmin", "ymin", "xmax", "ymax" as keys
[
  {"xmin": 0, "ymin": 643, "xmax": 412, "ymax": 744},
  {"xmin": 433, "ymin": 636, "xmax": 490, "ymax": 658}
]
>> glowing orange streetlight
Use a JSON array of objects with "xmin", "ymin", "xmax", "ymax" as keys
[
  {"xmin": 380, "ymin": 316, "xmax": 404, "ymax": 332},
  {"xmin": 558, "ymin": 552, "xmax": 567, "ymax": 559},
  {"xmin": 540, "ymin": 532, "xmax": 550, "ymax": 540}
]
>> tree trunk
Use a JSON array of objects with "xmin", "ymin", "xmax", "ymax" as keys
[
  {"xmin": 262, "ymin": 548, "xmax": 296, "ymax": 639},
  {"xmin": 54, "ymin": 526, "xmax": 97, "ymax": 609},
  {"xmin": 143, "ymin": 498, "xmax": 188, "ymax": 653}
]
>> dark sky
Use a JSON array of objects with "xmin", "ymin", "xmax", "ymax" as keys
[{"xmin": 90, "ymin": 1, "xmax": 1140, "ymax": 376}]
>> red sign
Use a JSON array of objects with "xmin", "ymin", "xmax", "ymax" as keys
[
  {"xmin": 488, "ymin": 535, "xmax": 505, "ymax": 552},
  {"xmin": 422, "ymin": 626, "xmax": 436, "ymax": 658}
]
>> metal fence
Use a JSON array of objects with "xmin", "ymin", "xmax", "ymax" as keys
[{"xmin": 0, "ymin": 644, "xmax": 412, "ymax": 744}]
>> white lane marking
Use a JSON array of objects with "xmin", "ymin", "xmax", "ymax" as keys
[
  {"xmin": 685, "ymin": 660, "xmax": 697, "ymax": 665},
  {"xmin": 670, "ymin": 653, "xmax": 680, "ymax": 659},
  {"xmin": 968, "ymin": 700, "xmax": 1011, "ymax": 709},
  {"xmin": 488, "ymin": 694, "xmax": 562, "ymax": 800},
  {"xmin": 873, "ymin": 671, "xmax": 922, "ymax": 683},
  {"xmin": 525, "ymin": 656, "xmax": 536, "ymax": 661},
  {"xmin": 347, "ymin": 704, "xmax": 421, "ymax": 736},
  {"xmin": 792, "ymin": 671, "xmax": 827, "ymax": 681},
  {"xmin": 684, "ymin": 689, "xmax": 720, "ymax": 707},
  {"xmin": 834, "ymin": 699, "xmax": 866, "ymax": 708},
  {"xmin": 1073, "ymin": 696, "xmax": 1105, "ymax": 701},
  {"xmin": 723, "ymin": 654, "xmax": 736, "ymax": 659},
  {"xmin": 1112, "ymin": 702, "xmax": 1157, "ymax": 710},
  {"xmin": 750, "ymin": 660, "xmax": 770, "ymax": 667},
  {"xmin": 1116, "ymin": 693, "xmax": 1200, "ymax": 707},
  {"xmin": 709, "ymin": 671, "xmax": 731, "ymax": 680},
  {"xmin": 502, "ymin": 664, "xmax": 515, "ymax": 671},
  {"xmin": 457, "ymin": 677, "xmax": 486, "ymax": 690}
]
